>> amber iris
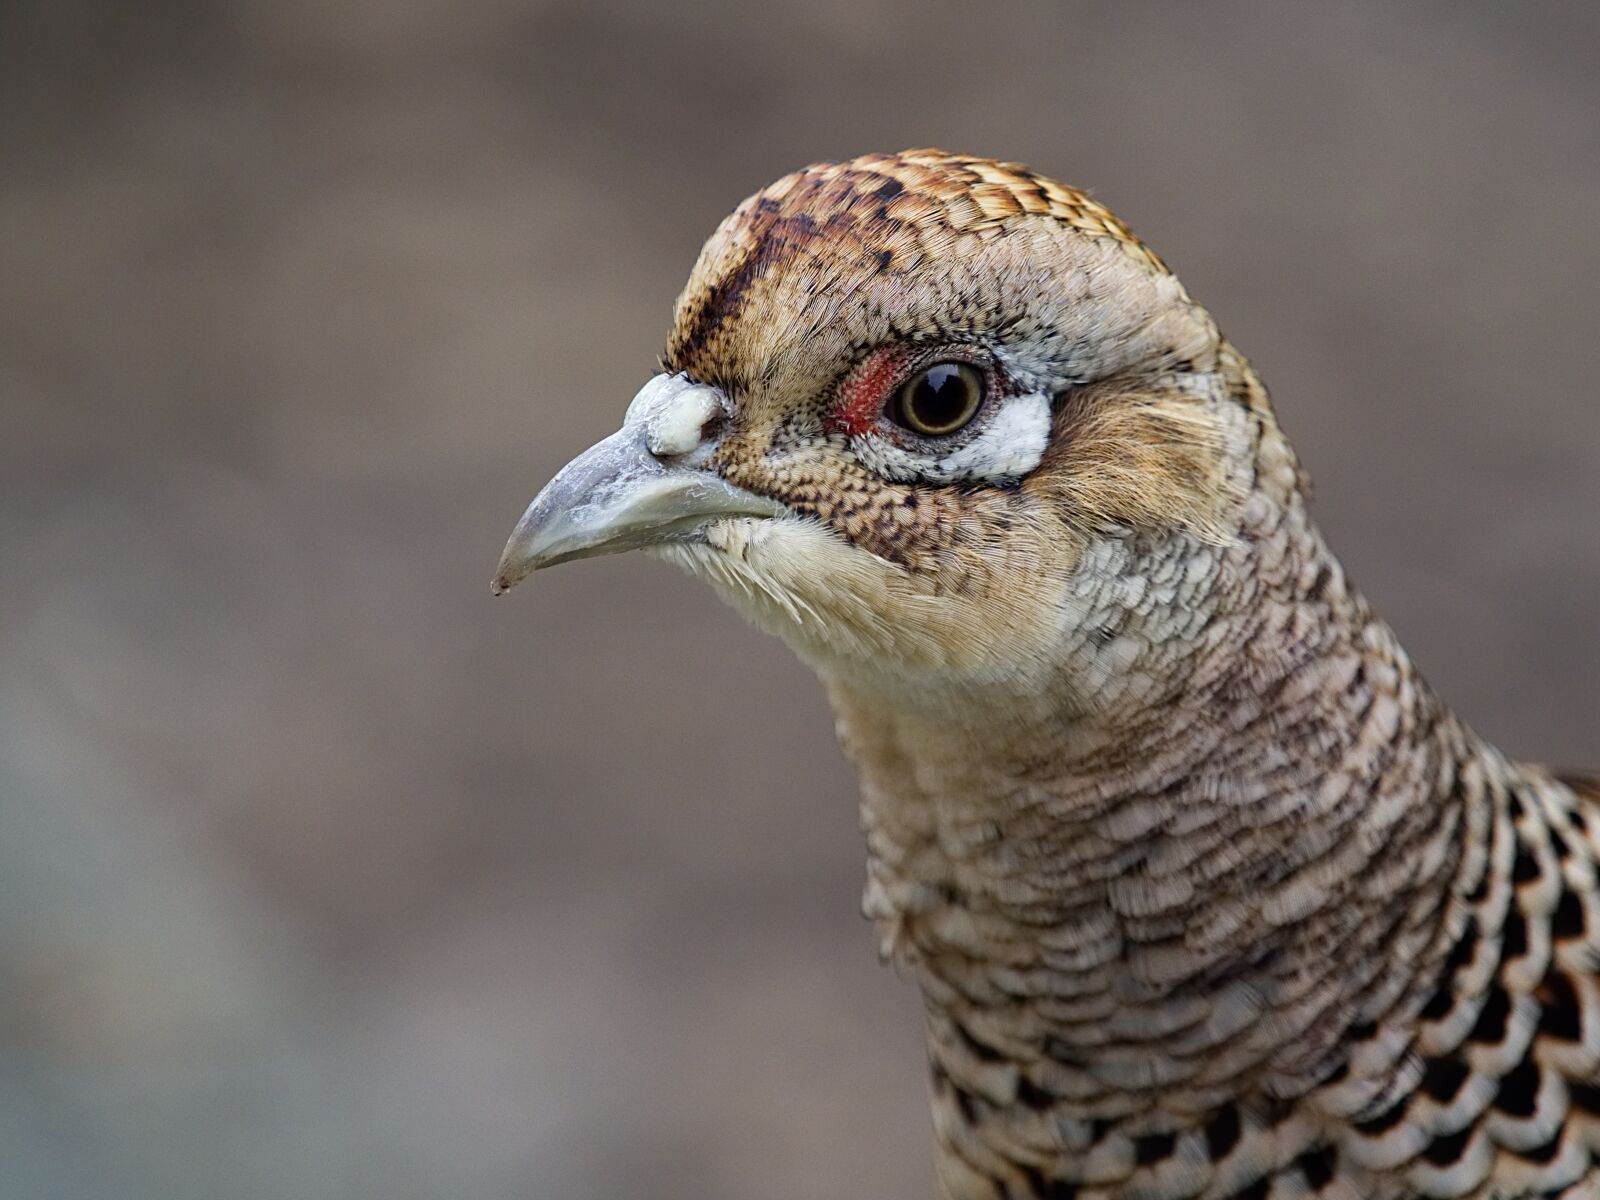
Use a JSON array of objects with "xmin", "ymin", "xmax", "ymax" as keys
[{"xmin": 890, "ymin": 362, "xmax": 985, "ymax": 436}]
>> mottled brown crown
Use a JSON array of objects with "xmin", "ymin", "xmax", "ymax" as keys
[{"xmin": 665, "ymin": 149, "xmax": 1169, "ymax": 386}]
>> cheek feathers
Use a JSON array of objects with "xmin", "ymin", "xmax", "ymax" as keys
[
  {"xmin": 717, "ymin": 438, "xmax": 1062, "ymax": 598},
  {"xmin": 1041, "ymin": 377, "xmax": 1248, "ymax": 544},
  {"xmin": 719, "ymin": 449, "xmax": 965, "ymax": 574}
]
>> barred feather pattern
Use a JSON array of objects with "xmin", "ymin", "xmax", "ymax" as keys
[
  {"xmin": 830, "ymin": 471, "xmax": 1600, "ymax": 1199},
  {"xmin": 513, "ymin": 149, "xmax": 1598, "ymax": 1200},
  {"xmin": 651, "ymin": 151, "xmax": 1600, "ymax": 1200}
]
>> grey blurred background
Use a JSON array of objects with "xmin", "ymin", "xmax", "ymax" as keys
[{"xmin": 2, "ymin": 2, "xmax": 1596, "ymax": 1197}]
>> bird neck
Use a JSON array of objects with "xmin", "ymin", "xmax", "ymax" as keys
[{"xmin": 822, "ymin": 480, "xmax": 1487, "ymax": 1108}]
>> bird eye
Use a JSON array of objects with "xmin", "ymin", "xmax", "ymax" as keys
[{"xmin": 889, "ymin": 362, "xmax": 984, "ymax": 437}]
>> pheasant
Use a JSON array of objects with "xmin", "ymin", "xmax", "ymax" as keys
[{"xmin": 492, "ymin": 150, "xmax": 1600, "ymax": 1200}]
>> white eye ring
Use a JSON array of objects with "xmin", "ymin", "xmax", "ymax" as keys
[{"xmin": 853, "ymin": 391, "xmax": 1053, "ymax": 486}]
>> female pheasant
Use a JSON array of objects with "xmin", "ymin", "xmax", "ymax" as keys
[{"xmin": 493, "ymin": 150, "xmax": 1600, "ymax": 1200}]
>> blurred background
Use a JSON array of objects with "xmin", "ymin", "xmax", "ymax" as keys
[{"xmin": 2, "ymin": 2, "xmax": 1597, "ymax": 1197}]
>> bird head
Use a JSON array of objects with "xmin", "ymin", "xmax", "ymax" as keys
[{"xmin": 496, "ymin": 151, "xmax": 1280, "ymax": 708}]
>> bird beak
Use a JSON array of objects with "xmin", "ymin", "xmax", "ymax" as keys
[{"xmin": 492, "ymin": 374, "xmax": 786, "ymax": 594}]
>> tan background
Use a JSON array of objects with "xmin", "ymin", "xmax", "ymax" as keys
[{"xmin": 2, "ymin": 3, "xmax": 1596, "ymax": 1197}]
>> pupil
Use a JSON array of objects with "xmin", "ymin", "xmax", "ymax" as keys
[{"xmin": 914, "ymin": 365, "xmax": 969, "ymax": 428}]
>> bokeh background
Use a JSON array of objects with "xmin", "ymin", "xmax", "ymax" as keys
[{"xmin": 3, "ymin": 2, "xmax": 1597, "ymax": 1197}]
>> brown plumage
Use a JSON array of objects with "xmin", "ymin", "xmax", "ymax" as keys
[{"xmin": 494, "ymin": 150, "xmax": 1598, "ymax": 1199}]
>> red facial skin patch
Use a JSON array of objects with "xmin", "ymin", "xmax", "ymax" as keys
[{"xmin": 827, "ymin": 345, "xmax": 917, "ymax": 436}]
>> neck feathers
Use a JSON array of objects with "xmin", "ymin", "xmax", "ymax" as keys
[{"xmin": 827, "ymin": 444, "xmax": 1486, "ymax": 1104}]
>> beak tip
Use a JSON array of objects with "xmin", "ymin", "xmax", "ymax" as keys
[
  {"xmin": 492, "ymin": 567, "xmax": 534, "ymax": 595},
  {"xmin": 491, "ymin": 554, "xmax": 535, "ymax": 596}
]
